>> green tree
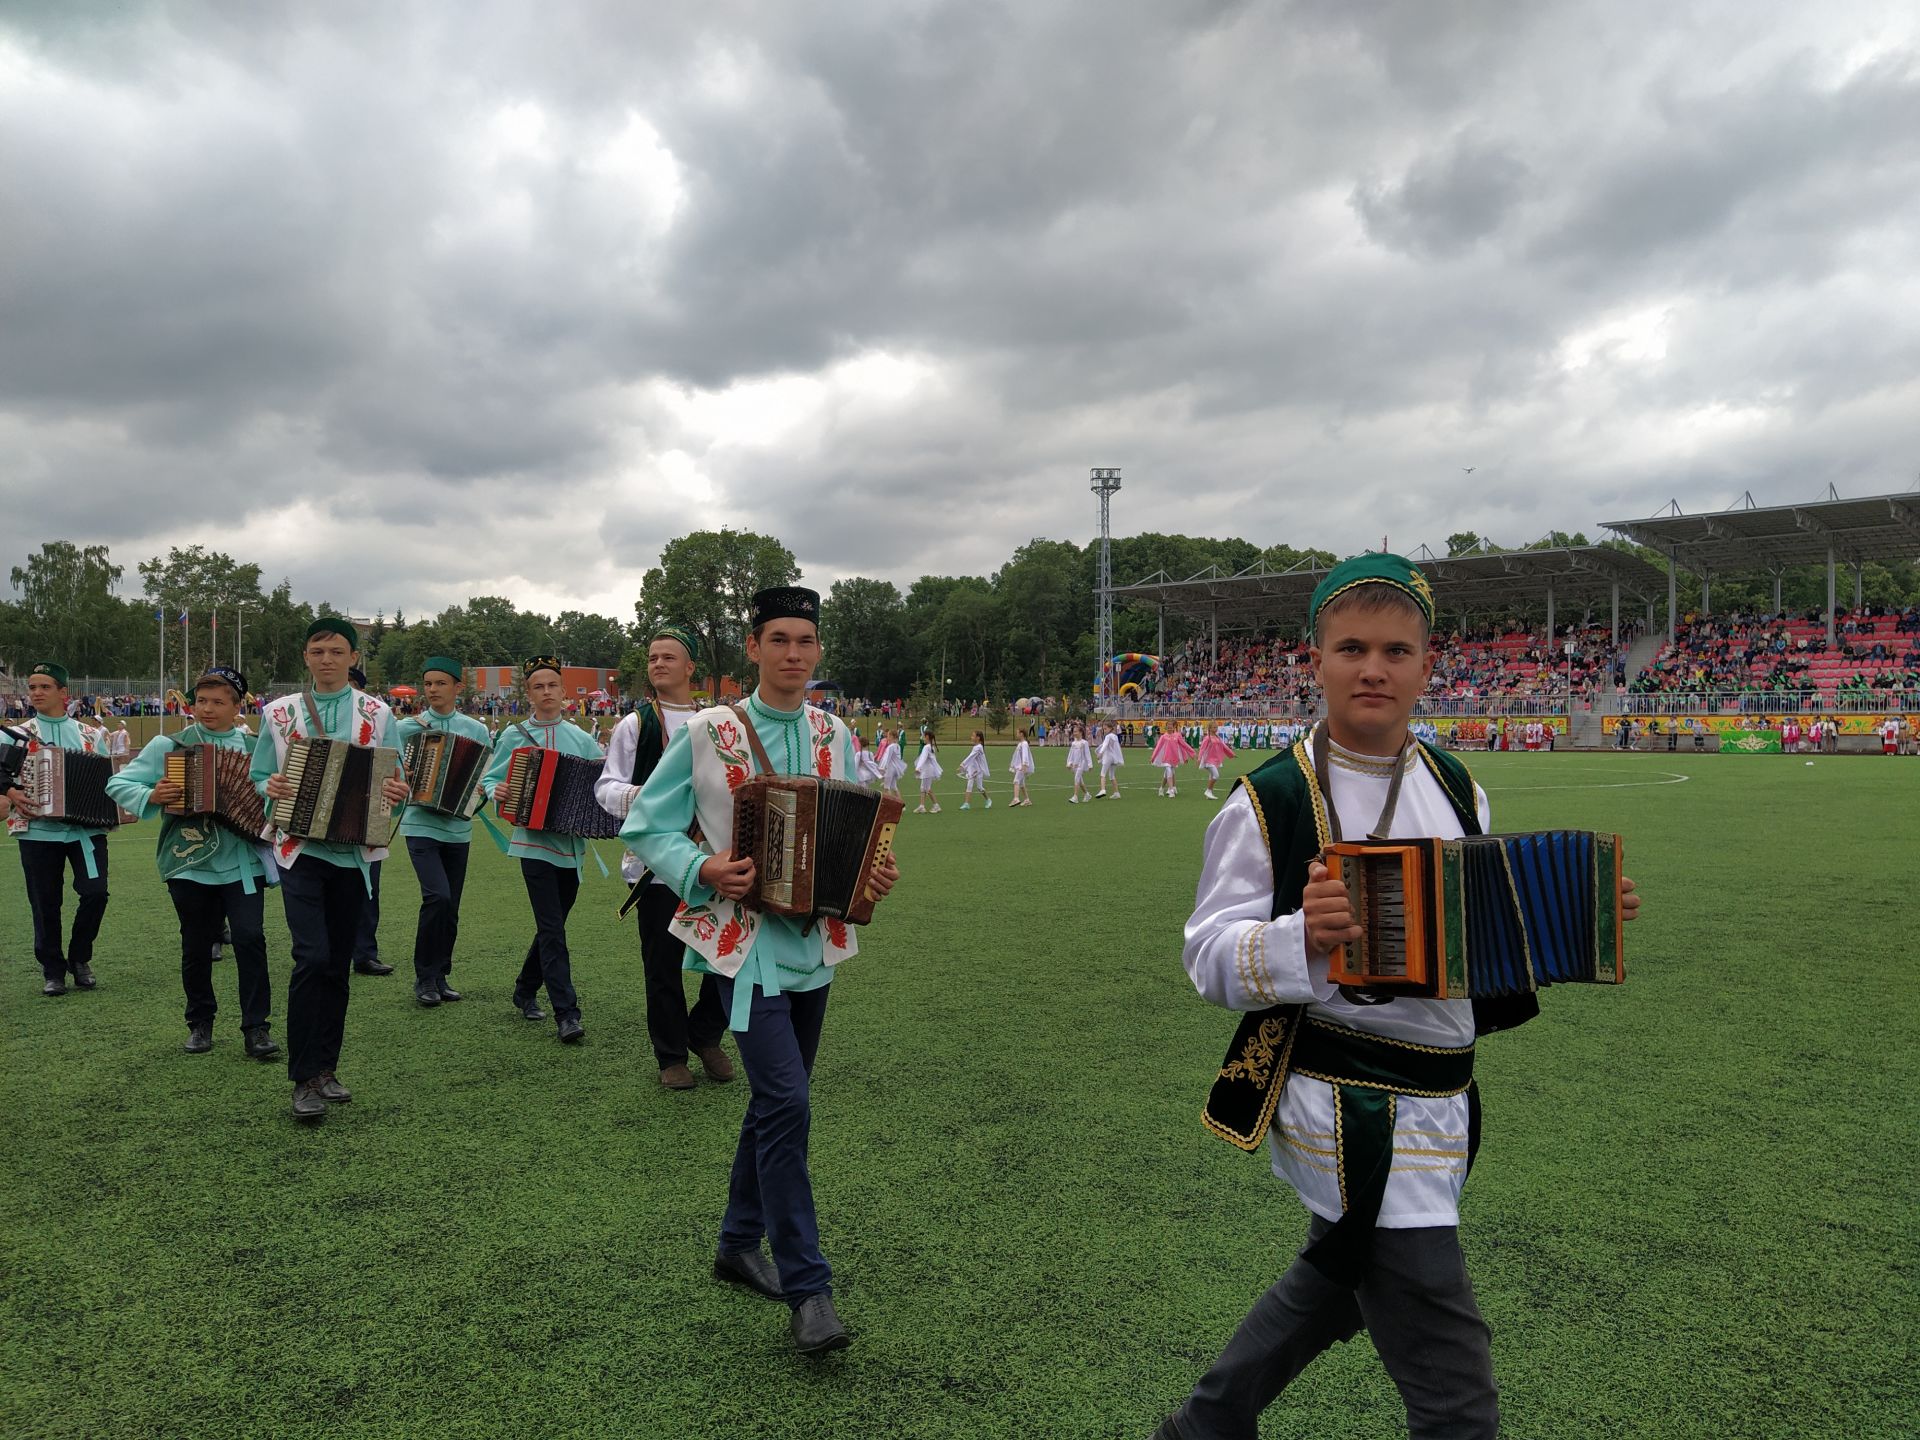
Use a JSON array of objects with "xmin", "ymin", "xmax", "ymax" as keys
[
  {"xmin": 5, "ymin": 541, "xmax": 144, "ymax": 678},
  {"xmin": 635, "ymin": 530, "xmax": 799, "ymax": 691},
  {"xmin": 137, "ymin": 544, "xmax": 267, "ymax": 676},
  {"xmin": 821, "ymin": 578, "xmax": 911, "ymax": 700},
  {"xmin": 553, "ymin": 610, "xmax": 628, "ymax": 669},
  {"xmin": 985, "ymin": 675, "xmax": 1011, "ymax": 737}
]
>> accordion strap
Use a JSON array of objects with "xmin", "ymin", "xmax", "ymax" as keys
[{"xmin": 728, "ymin": 704, "xmax": 777, "ymax": 776}]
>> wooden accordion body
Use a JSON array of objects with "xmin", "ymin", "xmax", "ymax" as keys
[
  {"xmin": 21, "ymin": 746, "xmax": 120, "ymax": 830},
  {"xmin": 730, "ymin": 776, "xmax": 902, "ymax": 927},
  {"xmin": 402, "ymin": 731, "xmax": 490, "ymax": 819},
  {"xmin": 1326, "ymin": 830, "xmax": 1624, "ymax": 999},
  {"xmin": 269, "ymin": 737, "xmax": 400, "ymax": 848},
  {"xmin": 163, "ymin": 743, "xmax": 268, "ymax": 839},
  {"xmin": 495, "ymin": 747, "xmax": 622, "ymax": 838}
]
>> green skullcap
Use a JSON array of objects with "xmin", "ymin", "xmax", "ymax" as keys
[
  {"xmin": 1309, "ymin": 552, "xmax": 1436, "ymax": 631},
  {"xmin": 30, "ymin": 661, "xmax": 70, "ymax": 688},
  {"xmin": 305, "ymin": 616, "xmax": 360, "ymax": 650},
  {"xmin": 649, "ymin": 624, "xmax": 700, "ymax": 664},
  {"xmin": 422, "ymin": 656, "xmax": 463, "ymax": 681}
]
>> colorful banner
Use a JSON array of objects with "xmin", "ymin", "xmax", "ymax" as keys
[
  {"xmin": 1603, "ymin": 713, "xmax": 1918, "ymax": 736},
  {"xmin": 1719, "ymin": 730, "xmax": 1783, "ymax": 754}
]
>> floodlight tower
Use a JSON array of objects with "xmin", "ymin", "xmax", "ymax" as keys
[{"xmin": 1091, "ymin": 467, "xmax": 1122, "ymax": 700}]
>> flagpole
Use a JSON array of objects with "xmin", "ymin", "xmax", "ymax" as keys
[
  {"xmin": 157, "ymin": 606, "xmax": 167, "ymax": 736},
  {"xmin": 183, "ymin": 608, "xmax": 190, "ymax": 714}
]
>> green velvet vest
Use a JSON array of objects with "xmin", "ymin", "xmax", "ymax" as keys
[{"xmin": 1199, "ymin": 736, "xmax": 1535, "ymax": 1153}]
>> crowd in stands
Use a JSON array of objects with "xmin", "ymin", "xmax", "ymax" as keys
[
  {"xmin": 1148, "ymin": 622, "xmax": 1638, "ymax": 713},
  {"xmin": 1630, "ymin": 605, "xmax": 1920, "ymax": 707}
]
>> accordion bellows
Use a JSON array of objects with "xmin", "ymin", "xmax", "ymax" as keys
[
  {"xmin": 22, "ymin": 747, "xmax": 120, "ymax": 830},
  {"xmin": 163, "ymin": 744, "xmax": 268, "ymax": 839},
  {"xmin": 270, "ymin": 737, "xmax": 400, "ymax": 848},
  {"xmin": 495, "ymin": 747, "xmax": 622, "ymax": 838},
  {"xmin": 1326, "ymin": 830, "xmax": 1625, "ymax": 999},
  {"xmin": 403, "ymin": 731, "xmax": 489, "ymax": 818},
  {"xmin": 730, "ymin": 776, "xmax": 902, "ymax": 926}
]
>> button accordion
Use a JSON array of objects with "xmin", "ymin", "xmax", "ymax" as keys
[
  {"xmin": 269, "ymin": 737, "xmax": 401, "ymax": 848},
  {"xmin": 495, "ymin": 747, "xmax": 623, "ymax": 837},
  {"xmin": 1325, "ymin": 830, "xmax": 1625, "ymax": 999},
  {"xmin": 17, "ymin": 745, "xmax": 120, "ymax": 829},
  {"xmin": 729, "ymin": 775, "xmax": 902, "ymax": 927},
  {"xmin": 402, "ymin": 730, "xmax": 490, "ymax": 819},
  {"xmin": 163, "ymin": 743, "xmax": 268, "ymax": 839}
]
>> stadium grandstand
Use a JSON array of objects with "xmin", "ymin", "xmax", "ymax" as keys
[{"xmin": 1102, "ymin": 489, "xmax": 1920, "ymax": 751}]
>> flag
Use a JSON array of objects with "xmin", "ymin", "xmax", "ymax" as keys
[
  {"xmin": 178, "ymin": 610, "xmax": 188, "ymax": 625},
  {"xmin": 153, "ymin": 608, "xmax": 164, "ymax": 621}
]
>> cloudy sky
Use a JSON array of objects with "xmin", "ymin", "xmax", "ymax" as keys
[{"xmin": 4, "ymin": 0, "xmax": 1918, "ymax": 620}]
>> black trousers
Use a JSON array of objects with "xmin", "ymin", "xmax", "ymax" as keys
[
  {"xmin": 1174, "ymin": 1217, "xmax": 1498, "ymax": 1440},
  {"xmin": 281, "ymin": 857, "xmax": 369, "ymax": 1084},
  {"xmin": 168, "ymin": 878, "xmax": 270, "ymax": 1029},
  {"xmin": 18, "ymin": 836, "xmax": 110, "ymax": 982},
  {"xmin": 352, "ymin": 857, "xmax": 382, "ymax": 966},
  {"xmin": 406, "ymin": 838, "xmax": 470, "ymax": 986},
  {"xmin": 637, "ymin": 881, "xmax": 726, "ymax": 1068},
  {"xmin": 515, "ymin": 859, "xmax": 580, "ymax": 1023}
]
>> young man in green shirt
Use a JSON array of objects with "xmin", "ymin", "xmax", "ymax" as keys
[
  {"xmin": 106, "ymin": 666, "xmax": 278, "ymax": 1058},
  {"xmin": 481, "ymin": 657, "xmax": 605, "ymax": 1044},
  {"xmin": 2, "ymin": 661, "xmax": 113, "ymax": 996},
  {"xmin": 393, "ymin": 658, "xmax": 492, "ymax": 1008}
]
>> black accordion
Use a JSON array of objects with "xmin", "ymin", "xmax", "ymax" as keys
[
  {"xmin": 17, "ymin": 745, "xmax": 120, "ymax": 829},
  {"xmin": 164, "ymin": 743, "xmax": 268, "ymax": 840},
  {"xmin": 402, "ymin": 730, "xmax": 490, "ymax": 819},
  {"xmin": 495, "ymin": 747, "xmax": 622, "ymax": 838},
  {"xmin": 269, "ymin": 737, "xmax": 400, "ymax": 848},
  {"xmin": 730, "ymin": 775, "xmax": 902, "ymax": 926},
  {"xmin": 1326, "ymin": 830, "xmax": 1625, "ymax": 999}
]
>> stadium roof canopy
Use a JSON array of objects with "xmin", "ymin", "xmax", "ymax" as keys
[
  {"xmin": 1107, "ymin": 544, "xmax": 1670, "ymax": 635},
  {"xmin": 1600, "ymin": 490, "xmax": 1920, "ymax": 574}
]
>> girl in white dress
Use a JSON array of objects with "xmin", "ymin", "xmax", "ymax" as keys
[
  {"xmin": 1066, "ymin": 723, "xmax": 1093, "ymax": 803},
  {"xmin": 958, "ymin": 731, "xmax": 991, "ymax": 809},
  {"xmin": 1009, "ymin": 727, "xmax": 1035, "ymax": 806},
  {"xmin": 914, "ymin": 730, "xmax": 943, "ymax": 813},
  {"xmin": 877, "ymin": 728, "xmax": 906, "ymax": 799}
]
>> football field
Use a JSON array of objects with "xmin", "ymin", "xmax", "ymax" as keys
[{"xmin": 3, "ymin": 749, "xmax": 1915, "ymax": 1439}]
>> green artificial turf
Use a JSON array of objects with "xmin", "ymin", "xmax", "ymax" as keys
[{"xmin": 3, "ymin": 750, "xmax": 1915, "ymax": 1439}]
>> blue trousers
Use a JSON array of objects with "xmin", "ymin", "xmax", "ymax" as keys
[{"xmin": 717, "ymin": 977, "xmax": 833, "ymax": 1305}]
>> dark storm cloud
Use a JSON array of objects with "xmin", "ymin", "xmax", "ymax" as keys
[{"xmin": 2, "ymin": 0, "xmax": 1918, "ymax": 622}]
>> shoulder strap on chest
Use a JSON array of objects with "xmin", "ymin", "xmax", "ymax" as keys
[{"xmin": 728, "ymin": 705, "xmax": 776, "ymax": 774}]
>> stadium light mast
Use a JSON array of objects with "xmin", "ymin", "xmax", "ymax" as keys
[{"xmin": 1091, "ymin": 467, "xmax": 1122, "ymax": 701}]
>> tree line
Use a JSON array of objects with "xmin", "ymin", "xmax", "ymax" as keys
[{"xmin": 6, "ymin": 529, "xmax": 1915, "ymax": 700}]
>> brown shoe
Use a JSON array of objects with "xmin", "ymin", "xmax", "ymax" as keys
[
  {"xmin": 314, "ymin": 1071, "xmax": 352, "ymax": 1103},
  {"xmin": 659, "ymin": 1063, "xmax": 697, "ymax": 1090},
  {"xmin": 695, "ymin": 1045, "xmax": 735, "ymax": 1083}
]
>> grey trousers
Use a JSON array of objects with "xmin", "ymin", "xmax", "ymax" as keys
[{"xmin": 1173, "ymin": 1216, "xmax": 1498, "ymax": 1440}]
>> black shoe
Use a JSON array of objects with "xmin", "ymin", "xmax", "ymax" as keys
[
  {"xmin": 436, "ymin": 982, "xmax": 462, "ymax": 1002},
  {"xmin": 71, "ymin": 963, "xmax": 97, "ymax": 989},
  {"xmin": 557, "ymin": 1015, "xmax": 586, "ymax": 1044},
  {"xmin": 714, "ymin": 1248, "xmax": 785, "ymax": 1301},
  {"xmin": 1148, "ymin": 1418, "xmax": 1186, "ymax": 1440},
  {"xmin": 514, "ymin": 996, "xmax": 546, "ymax": 1022},
  {"xmin": 414, "ymin": 983, "xmax": 442, "ymax": 1008},
  {"xmin": 42, "ymin": 978, "xmax": 67, "ymax": 997},
  {"xmin": 292, "ymin": 1079, "xmax": 328, "ymax": 1123},
  {"xmin": 789, "ymin": 1294, "xmax": 850, "ymax": 1354},
  {"xmin": 242, "ymin": 1026, "xmax": 280, "ymax": 1060},
  {"xmin": 353, "ymin": 959, "xmax": 395, "ymax": 976},
  {"xmin": 184, "ymin": 1021, "xmax": 213, "ymax": 1054},
  {"xmin": 314, "ymin": 1072, "xmax": 352, "ymax": 1103}
]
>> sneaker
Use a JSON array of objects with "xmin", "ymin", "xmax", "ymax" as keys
[
  {"xmin": 984, "ymin": 798, "xmax": 992, "ymax": 809},
  {"xmin": 960, "ymin": 802, "xmax": 971, "ymax": 810},
  {"xmin": 930, "ymin": 804, "xmax": 942, "ymax": 813},
  {"xmin": 1205, "ymin": 789, "xmax": 1218, "ymax": 800},
  {"xmin": 914, "ymin": 805, "xmax": 927, "ymax": 813}
]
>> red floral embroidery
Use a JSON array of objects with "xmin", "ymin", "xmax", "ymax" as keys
[
  {"xmin": 815, "ymin": 746, "xmax": 833, "ymax": 778},
  {"xmin": 825, "ymin": 918, "xmax": 849, "ymax": 949},
  {"xmin": 715, "ymin": 720, "xmax": 740, "ymax": 749},
  {"xmin": 357, "ymin": 720, "xmax": 374, "ymax": 746},
  {"xmin": 674, "ymin": 902, "xmax": 691, "ymax": 921},
  {"xmin": 278, "ymin": 837, "xmax": 298, "ymax": 859},
  {"xmin": 693, "ymin": 914, "xmax": 718, "ymax": 941},
  {"xmin": 724, "ymin": 763, "xmax": 747, "ymax": 792},
  {"xmin": 716, "ymin": 916, "xmax": 746, "ymax": 956}
]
